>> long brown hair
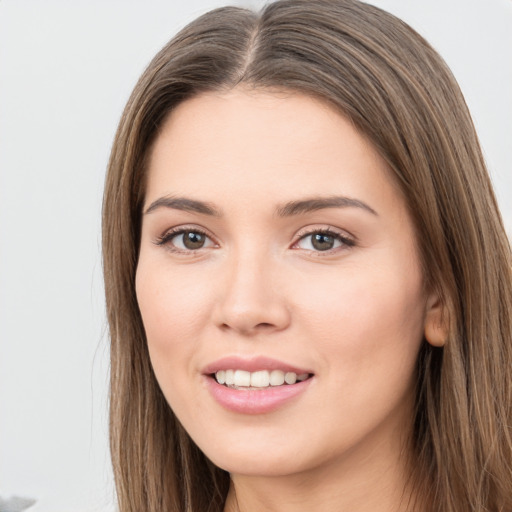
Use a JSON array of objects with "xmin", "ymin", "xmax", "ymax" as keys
[{"xmin": 102, "ymin": 1, "xmax": 512, "ymax": 510}]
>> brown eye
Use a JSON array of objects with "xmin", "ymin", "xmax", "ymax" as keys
[
  {"xmin": 182, "ymin": 231, "xmax": 206, "ymax": 249},
  {"xmin": 311, "ymin": 233, "xmax": 336, "ymax": 251},
  {"xmin": 295, "ymin": 230, "xmax": 354, "ymax": 253},
  {"xmin": 156, "ymin": 229, "xmax": 215, "ymax": 252}
]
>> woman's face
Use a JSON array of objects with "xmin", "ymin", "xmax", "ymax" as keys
[{"xmin": 136, "ymin": 89, "xmax": 439, "ymax": 478}]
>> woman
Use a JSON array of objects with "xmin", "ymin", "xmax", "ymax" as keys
[{"xmin": 102, "ymin": 0, "xmax": 512, "ymax": 510}]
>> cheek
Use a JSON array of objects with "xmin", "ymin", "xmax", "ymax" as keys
[
  {"xmin": 135, "ymin": 262, "xmax": 213, "ymax": 406},
  {"xmin": 136, "ymin": 261, "xmax": 211, "ymax": 342},
  {"xmin": 135, "ymin": 270, "xmax": 208, "ymax": 426},
  {"xmin": 293, "ymin": 256, "xmax": 426, "ymax": 374},
  {"xmin": 295, "ymin": 269, "xmax": 425, "ymax": 444}
]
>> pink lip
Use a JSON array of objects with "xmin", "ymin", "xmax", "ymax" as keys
[
  {"xmin": 202, "ymin": 356, "xmax": 312, "ymax": 375},
  {"xmin": 204, "ymin": 376, "xmax": 312, "ymax": 415},
  {"xmin": 202, "ymin": 356, "xmax": 314, "ymax": 415}
]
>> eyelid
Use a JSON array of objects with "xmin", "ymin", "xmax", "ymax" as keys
[
  {"xmin": 153, "ymin": 224, "xmax": 218, "ymax": 252},
  {"xmin": 152, "ymin": 223, "xmax": 355, "ymax": 254},
  {"xmin": 291, "ymin": 225, "xmax": 356, "ymax": 252}
]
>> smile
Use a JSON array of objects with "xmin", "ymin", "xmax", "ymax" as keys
[{"xmin": 215, "ymin": 369, "xmax": 310, "ymax": 388}]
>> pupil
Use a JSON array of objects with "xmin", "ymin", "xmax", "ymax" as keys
[
  {"xmin": 312, "ymin": 233, "xmax": 334, "ymax": 251},
  {"xmin": 183, "ymin": 231, "xmax": 205, "ymax": 249}
]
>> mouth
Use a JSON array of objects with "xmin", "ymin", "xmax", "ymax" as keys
[
  {"xmin": 202, "ymin": 357, "xmax": 314, "ymax": 413},
  {"xmin": 211, "ymin": 369, "xmax": 313, "ymax": 390}
]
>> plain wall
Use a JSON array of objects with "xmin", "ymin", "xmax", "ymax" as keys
[{"xmin": 0, "ymin": 1, "xmax": 510, "ymax": 510}]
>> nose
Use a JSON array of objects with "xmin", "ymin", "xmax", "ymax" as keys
[{"xmin": 212, "ymin": 251, "xmax": 291, "ymax": 336}]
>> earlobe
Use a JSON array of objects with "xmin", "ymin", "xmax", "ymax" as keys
[{"xmin": 424, "ymin": 294, "xmax": 448, "ymax": 347}]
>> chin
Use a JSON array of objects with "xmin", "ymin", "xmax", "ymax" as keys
[
  {"xmin": 209, "ymin": 451, "xmax": 306, "ymax": 478},
  {"xmin": 192, "ymin": 427, "xmax": 330, "ymax": 479}
]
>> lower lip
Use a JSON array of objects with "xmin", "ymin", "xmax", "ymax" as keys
[{"xmin": 204, "ymin": 376, "xmax": 313, "ymax": 414}]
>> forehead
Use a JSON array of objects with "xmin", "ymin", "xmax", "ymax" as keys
[{"xmin": 144, "ymin": 88, "xmax": 401, "ymax": 214}]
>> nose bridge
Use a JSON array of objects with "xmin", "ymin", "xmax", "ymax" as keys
[
  {"xmin": 214, "ymin": 241, "xmax": 289, "ymax": 334},
  {"xmin": 228, "ymin": 247, "xmax": 271, "ymax": 302}
]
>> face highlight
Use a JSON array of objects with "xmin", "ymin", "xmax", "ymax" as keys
[{"xmin": 135, "ymin": 89, "xmax": 438, "ymax": 482}]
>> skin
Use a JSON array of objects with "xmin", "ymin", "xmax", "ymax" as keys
[{"xmin": 136, "ymin": 88, "xmax": 443, "ymax": 512}]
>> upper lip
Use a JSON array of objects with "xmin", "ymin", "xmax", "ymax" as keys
[{"xmin": 202, "ymin": 356, "xmax": 313, "ymax": 375}]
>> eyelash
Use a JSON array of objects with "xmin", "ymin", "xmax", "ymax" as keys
[
  {"xmin": 154, "ymin": 226, "xmax": 355, "ymax": 255},
  {"xmin": 154, "ymin": 226, "xmax": 215, "ymax": 253},
  {"xmin": 294, "ymin": 227, "xmax": 355, "ymax": 254}
]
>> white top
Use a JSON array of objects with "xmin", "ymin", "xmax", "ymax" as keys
[{"xmin": 0, "ymin": 495, "xmax": 117, "ymax": 512}]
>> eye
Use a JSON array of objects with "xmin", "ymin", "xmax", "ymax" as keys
[
  {"xmin": 294, "ymin": 229, "xmax": 354, "ymax": 252},
  {"xmin": 155, "ymin": 228, "xmax": 216, "ymax": 252},
  {"xmin": 174, "ymin": 230, "xmax": 211, "ymax": 250}
]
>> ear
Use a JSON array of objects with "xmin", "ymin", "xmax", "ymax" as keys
[{"xmin": 424, "ymin": 293, "xmax": 448, "ymax": 347}]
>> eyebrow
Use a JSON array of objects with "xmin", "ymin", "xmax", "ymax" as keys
[
  {"xmin": 275, "ymin": 196, "xmax": 378, "ymax": 217},
  {"xmin": 144, "ymin": 194, "xmax": 377, "ymax": 217},
  {"xmin": 144, "ymin": 196, "xmax": 221, "ymax": 216}
]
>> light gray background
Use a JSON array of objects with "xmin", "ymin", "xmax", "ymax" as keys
[{"xmin": 0, "ymin": 1, "xmax": 510, "ymax": 511}]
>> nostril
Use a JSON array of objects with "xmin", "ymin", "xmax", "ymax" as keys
[
  {"xmin": 256, "ymin": 322, "xmax": 274, "ymax": 329},
  {"xmin": 218, "ymin": 321, "xmax": 282, "ymax": 335}
]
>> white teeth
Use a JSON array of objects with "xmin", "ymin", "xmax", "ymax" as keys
[
  {"xmin": 269, "ymin": 369, "xmax": 285, "ymax": 386},
  {"xmin": 251, "ymin": 370, "xmax": 270, "ymax": 387},
  {"xmin": 234, "ymin": 370, "xmax": 251, "ymax": 387},
  {"xmin": 225, "ymin": 369, "xmax": 235, "ymax": 386},
  {"xmin": 284, "ymin": 372, "xmax": 297, "ymax": 384},
  {"xmin": 214, "ymin": 369, "xmax": 310, "ymax": 388}
]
